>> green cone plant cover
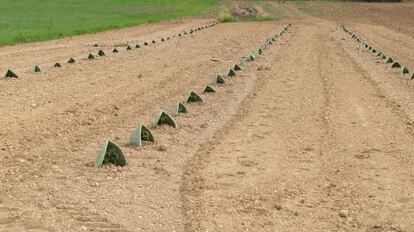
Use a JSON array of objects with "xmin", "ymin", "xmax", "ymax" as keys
[
  {"xmin": 234, "ymin": 64, "xmax": 242, "ymax": 71},
  {"xmin": 152, "ymin": 40, "xmax": 156, "ymax": 44},
  {"xmin": 380, "ymin": 54, "xmax": 386, "ymax": 59},
  {"xmin": 257, "ymin": 48, "xmax": 263, "ymax": 55},
  {"xmin": 410, "ymin": 72, "xmax": 414, "ymax": 80},
  {"xmin": 185, "ymin": 91, "xmax": 203, "ymax": 103},
  {"xmin": 98, "ymin": 50, "xmax": 105, "ymax": 56},
  {"xmin": 126, "ymin": 45, "xmax": 132, "ymax": 50},
  {"xmin": 401, "ymin": 66, "xmax": 409, "ymax": 75},
  {"xmin": 161, "ymin": 38, "xmax": 165, "ymax": 42},
  {"xmin": 249, "ymin": 54, "xmax": 255, "ymax": 61},
  {"xmin": 239, "ymin": 58, "xmax": 247, "ymax": 66},
  {"xmin": 172, "ymin": 102, "xmax": 187, "ymax": 116},
  {"xmin": 32, "ymin": 65, "xmax": 41, "ymax": 72},
  {"xmin": 53, "ymin": 62, "xmax": 61, "ymax": 68},
  {"xmin": 129, "ymin": 124, "xmax": 155, "ymax": 146},
  {"xmin": 112, "ymin": 48, "xmax": 119, "ymax": 53},
  {"xmin": 271, "ymin": 37, "xmax": 276, "ymax": 42},
  {"xmin": 227, "ymin": 69, "xmax": 236, "ymax": 77},
  {"xmin": 212, "ymin": 75, "xmax": 226, "ymax": 84},
  {"xmin": 153, "ymin": 111, "xmax": 177, "ymax": 128},
  {"xmin": 203, "ymin": 85, "xmax": 216, "ymax": 93},
  {"xmin": 67, "ymin": 57, "xmax": 75, "ymax": 63},
  {"xmin": 386, "ymin": 57, "xmax": 394, "ymax": 64},
  {"xmin": 178, "ymin": 33, "xmax": 182, "ymax": 37},
  {"xmin": 391, "ymin": 61, "xmax": 401, "ymax": 68},
  {"xmin": 167, "ymin": 37, "xmax": 170, "ymax": 40},
  {"xmin": 94, "ymin": 140, "xmax": 126, "ymax": 168},
  {"xmin": 88, "ymin": 54, "xmax": 95, "ymax": 59},
  {"xmin": 267, "ymin": 40, "xmax": 273, "ymax": 45},
  {"xmin": 135, "ymin": 44, "xmax": 140, "ymax": 48},
  {"xmin": 4, "ymin": 69, "xmax": 18, "ymax": 78}
]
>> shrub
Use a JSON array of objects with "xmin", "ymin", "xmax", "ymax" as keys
[{"xmin": 218, "ymin": 11, "xmax": 234, "ymax": 23}]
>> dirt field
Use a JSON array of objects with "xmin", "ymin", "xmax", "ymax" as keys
[{"xmin": 0, "ymin": 2, "xmax": 413, "ymax": 232}]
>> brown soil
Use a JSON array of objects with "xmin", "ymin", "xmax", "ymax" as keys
[{"xmin": 0, "ymin": 3, "xmax": 413, "ymax": 232}]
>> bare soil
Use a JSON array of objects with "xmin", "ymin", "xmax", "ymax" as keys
[{"xmin": 0, "ymin": 3, "xmax": 413, "ymax": 232}]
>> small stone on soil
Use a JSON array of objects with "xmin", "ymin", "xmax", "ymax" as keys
[{"xmin": 339, "ymin": 210, "xmax": 349, "ymax": 217}]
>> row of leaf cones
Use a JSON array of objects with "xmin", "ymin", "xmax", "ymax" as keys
[
  {"xmin": 94, "ymin": 23, "xmax": 292, "ymax": 168},
  {"xmin": 2, "ymin": 21, "xmax": 219, "ymax": 79},
  {"xmin": 340, "ymin": 24, "xmax": 413, "ymax": 80}
]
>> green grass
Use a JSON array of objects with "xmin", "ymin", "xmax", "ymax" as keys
[{"xmin": 0, "ymin": 0, "xmax": 217, "ymax": 46}]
